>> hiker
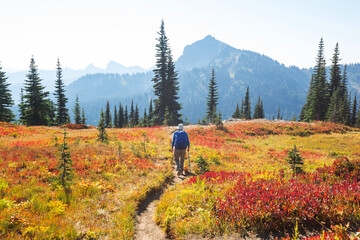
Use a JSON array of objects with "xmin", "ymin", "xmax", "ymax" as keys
[{"xmin": 172, "ymin": 123, "xmax": 190, "ymax": 176}]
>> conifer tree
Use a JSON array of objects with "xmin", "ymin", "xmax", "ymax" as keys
[
  {"xmin": 46, "ymin": 99, "xmax": 56, "ymax": 126},
  {"xmin": 18, "ymin": 88, "xmax": 27, "ymax": 125},
  {"xmin": 302, "ymin": 38, "xmax": 328, "ymax": 122},
  {"xmin": 232, "ymin": 102, "xmax": 241, "ymax": 118},
  {"xmin": 206, "ymin": 68, "xmax": 219, "ymax": 123},
  {"xmin": 81, "ymin": 108, "xmax": 86, "ymax": 125},
  {"xmin": 277, "ymin": 106, "xmax": 281, "ymax": 120},
  {"xmin": 58, "ymin": 129, "xmax": 73, "ymax": 194},
  {"xmin": 73, "ymin": 96, "xmax": 81, "ymax": 124},
  {"xmin": 253, "ymin": 96, "xmax": 264, "ymax": 119},
  {"xmin": 148, "ymin": 99, "xmax": 153, "ymax": 126},
  {"xmin": 286, "ymin": 145, "xmax": 304, "ymax": 175},
  {"xmin": 54, "ymin": 58, "xmax": 69, "ymax": 125},
  {"xmin": 338, "ymin": 65, "xmax": 350, "ymax": 125},
  {"xmin": 351, "ymin": 94, "xmax": 357, "ymax": 127},
  {"xmin": 240, "ymin": 99, "xmax": 245, "ymax": 118},
  {"xmin": 98, "ymin": 109, "xmax": 108, "ymax": 143},
  {"xmin": 114, "ymin": 105, "xmax": 118, "ymax": 128},
  {"xmin": 124, "ymin": 105, "xmax": 128, "ymax": 127},
  {"xmin": 328, "ymin": 43, "xmax": 342, "ymax": 98},
  {"xmin": 152, "ymin": 20, "xmax": 181, "ymax": 125},
  {"xmin": 118, "ymin": 103, "xmax": 124, "ymax": 128},
  {"xmin": 129, "ymin": 100, "xmax": 134, "ymax": 127},
  {"xmin": 163, "ymin": 106, "xmax": 170, "ymax": 126},
  {"xmin": 134, "ymin": 104, "xmax": 139, "ymax": 126},
  {"xmin": 143, "ymin": 108, "xmax": 147, "ymax": 127},
  {"xmin": 243, "ymin": 86, "xmax": 251, "ymax": 119},
  {"xmin": 0, "ymin": 64, "xmax": 14, "ymax": 122},
  {"xmin": 105, "ymin": 101, "xmax": 111, "ymax": 128},
  {"xmin": 22, "ymin": 57, "xmax": 50, "ymax": 126},
  {"xmin": 166, "ymin": 49, "xmax": 182, "ymax": 125}
]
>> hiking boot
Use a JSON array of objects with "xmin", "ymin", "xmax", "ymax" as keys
[{"xmin": 177, "ymin": 169, "xmax": 182, "ymax": 176}]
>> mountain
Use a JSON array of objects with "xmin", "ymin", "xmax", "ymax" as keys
[
  {"xmin": 176, "ymin": 35, "xmax": 231, "ymax": 71},
  {"xmin": 6, "ymin": 61, "xmax": 146, "ymax": 102}
]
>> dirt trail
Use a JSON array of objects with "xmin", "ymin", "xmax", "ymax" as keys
[{"xmin": 134, "ymin": 127, "xmax": 188, "ymax": 240}]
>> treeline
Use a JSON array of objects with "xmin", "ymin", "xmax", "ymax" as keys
[
  {"xmin": 300, "ymin": 39, "xmax": 360, "ymax": 127},
  {"xmin": 99, "ymin": 99, "xmax": 155, "ymax": 128},
  {"xmin": 0, "ymin": 57, "xmax": 86, "ymax": 126}
]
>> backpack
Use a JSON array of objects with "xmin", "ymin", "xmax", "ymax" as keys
[{"xmin": 175, "ymin": 131, "xmax": 188, "ymax": 149}]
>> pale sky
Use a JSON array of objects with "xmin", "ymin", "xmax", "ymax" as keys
[{"xmin": 1, "ymin": 0, "xmax": 359, "ymax": 71}]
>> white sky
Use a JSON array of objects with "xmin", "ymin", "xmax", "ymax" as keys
[{"xmin": 1, "ymin": 0, "xmax": 359, "ymax": 71}]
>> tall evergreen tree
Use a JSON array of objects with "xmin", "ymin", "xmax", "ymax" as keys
[
  {"xmin": 152, "ymin": 20, "xmax": 181, "ymax": 125},
  {"xmin": 338, "ymin": 65, "xmax": 351, "ymax": 125},
  {"xmin": 105, "ymin": 101, "xmax": 111, "ymax": 128},
  {"xmin": 97, "ymin": 109, "xmax": 108, "ymax": 143},
  {"xmin": 22, "ymin": 57, "xmax": 50, "ymax": 126},
  {"xmin": 148, "ymin": 99, "xmax": 153, "ymax": 126},
  {"xmin": 232, "ymin": 102, "xmax": 241, "ymax": 118},
  {"xmin": 134, "ymin": 104, "xmax": 139, "ymax": 126},
  {"xmin": 81, "ymin": 108, "xmax": 86, "ymax": 125},
  {"xmin": 206, "ymin": 68, "xmax": 219, "ymax": 123},
  {"xmin": 118, "ymin": 103, "xmax": 124, "ymax": 128},
  {"xmin": 54, "ymin": 58, "xmax": 69, "ymax": 125},
  {"xmin": 165, "ymin": 48, "xmax": 182, "ymax": 125},
  {"xmin": 243, "ymin": 86, "xmax": 251, "ymax": 119},
  {"xmin": 328, "ymin": 43, "xmax": 342, "ymax": 98},
  {"xmin": 124, "ymin": 105, "xmax": 128, "ymax": 127},
  {"xmin": 302, "ymin": 38, "xmax": 328, "ymax": 122},
  {"xmin": 0, "ymin": 63, "xmax": 14, "ymax": 122},
  {"xmin": 253, "ymin": 96, "xmax": 264, "ymax": 119},
  {"xmin": 351, "ymin": 94, "xmax": 357, "ymax": 127},
  {"xmin": 73, "ymin": 96, "xmax": 81, "ymax": 124},
  {"xmin": 129, "ymin": 100, "xmax": 134, "ymax": 127},
  {"xmin": 240, "ymin": 99, "xmax": 245, "ymax": 118},
  {"xmin": 143, "ymin": 108, "xmax": 147, "ymax": 127},
  {"xmin": 277, "ymin": 106, "xmax": 281, "ymax": 120},
  {"xmin": 114, "ymin": 105, "xmax": 118, "ymax": 128}
]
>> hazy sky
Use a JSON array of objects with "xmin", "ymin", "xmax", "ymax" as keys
[{"xmin": 1, "ymin": 0, "xmax": 359, "ymax": 71}]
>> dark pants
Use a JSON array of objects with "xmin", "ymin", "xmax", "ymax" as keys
[{"xmin": 174, "ymin": 149, "xmax": 186, "ymax": 171}]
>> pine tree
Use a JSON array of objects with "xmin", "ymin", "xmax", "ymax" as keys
[
  {"xmin": 163, "ymin": 106, "xmax": 170, "ymax": 126},
  {"xmin": 351, "ymin": 94, "xmax": 357, "ymax": 127},
  {"xmin": 152, "ymin": 20, "xmax": 181, "ymax": 125},
  {"xmin": 302, "ymin": 38, "xmax": 328, "ymax": 122},
  {"xmin": 118, "ymin": 103, "xmax": 124, "ymax": 128},
  {"xmin": 148, "ymin": 99, "xmax": 153, "ymax": 126},
  {"xmin": 81, "ymin": 108, "xmax": 86, "ymax": 125},
  {"xmin": 124, "ymin": 105, "xmax": 128, "ymax": 127},
  {"xmin": 338, "ymin": 65, "xmax": 351, "ymax": 125},
  {"xmin": 46, "ymin": 99, "xmax": 56, "ymax": 126},
  {"xmin": 98, "ymin": 109, "xmax": 108, "ymax": 143},
  {"xmin": 260, "ymin": 100, "xmax": 265, "ymax": 118},
  {"xmin": 114, "ymin": 105, "xmax": 118, "ymax": 128},
  {"xmin": 328, "ymin": 43, "xmax": 342, "ymax": 98},
  {"xmin": 143, "ymin": 108, "xmax": 147, "ymax": 127},
  {"xmin": 206, "ymin": 68, "xmax": 219, "ymax": 123},
  {"xmin": 253, "ymin": 96, "xmax": 264, "ymax": 119},
  {"xmin": 134, "ymin": 104, "xmax": 139, "ymax": 126},
  {"xmin": 22, "ymin": 57, "xmax": 50, "ymax": 126},
  {"xmin": 129, "ymin": 100, "xmax": 134, "ymax": 127},
  {"xmin": 73, "ymin": 96, "xmax": 81, "ymax": 124},
  {"xmin": 0, "ymin": 64, "xmax": 14, "ymax": 122},
  {"xmin": 232, "ymin": 102, "xmax": 241, "ymax": 118},
  {"xmin": 277, "ymin": 106, "xmax": 281, "ymax": 120},
  {"xmin": 243, "ymin": 86, "xmax": 251, "ymax": 119},
  {"xmin": 54, "ymin": 58, "xmax": 69, "ymax": 125},
  {"xmin": 166, "ymin": 49, "xmax": 182, "ymax": 125},
  {"xmin": 286, "ymin": 145, "xmax": 304, "ymax": 175},
  {"xmin": 58, "ymin": 130, "xmax": 73, "ymax": 194},
  {"xmin": 105, "ymin": 101, "xmax": 111, "ymax": 128},
  {"xmin": 240, "ymin": 99, "xmax": 245, "ymax": 118}
]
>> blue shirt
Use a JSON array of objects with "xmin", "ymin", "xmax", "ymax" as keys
[{"xmin": 172, "ymin": 130, "xmax": 190, "ymax": 149}]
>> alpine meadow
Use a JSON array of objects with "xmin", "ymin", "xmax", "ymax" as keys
[{"xmin": 1, "ymin": 1, "xmax": 360, "ymax": 240}]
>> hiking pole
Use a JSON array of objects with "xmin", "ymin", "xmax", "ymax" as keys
[{"xmin": 188, "ymin": 149, "xmax": 191, "ymax": 174}]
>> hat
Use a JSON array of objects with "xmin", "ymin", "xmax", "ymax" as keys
[{"xmin": 177, "ymin": 123, "xmax": 184, "ymax": 130}]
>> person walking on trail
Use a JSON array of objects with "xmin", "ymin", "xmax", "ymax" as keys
[{"xmin": 172, "ymin": 123, "xmax": 190, "ymax": 176}]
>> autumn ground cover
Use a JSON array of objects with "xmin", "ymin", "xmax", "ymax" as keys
[
  {"xmin": 0, "ymin": 122, "xmax": 173, "ymax": 239},
  {"xmin": 155, "ymin": 121, "xmax": 360, "ymax": 239}
]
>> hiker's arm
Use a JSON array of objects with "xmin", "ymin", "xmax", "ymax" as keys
[{"xmin": 171, "ymin": 133, "xmax": 175, "ymax": 150}]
